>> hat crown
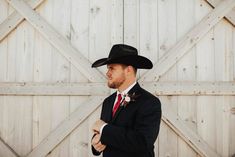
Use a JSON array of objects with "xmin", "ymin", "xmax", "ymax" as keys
[
  {"xmin": 91, "ymin": 44, "xmax": 153, "ymax": 69},
  {"xmin": 108, "ymin": 44, "xmax": 137, "ymax": 59}
]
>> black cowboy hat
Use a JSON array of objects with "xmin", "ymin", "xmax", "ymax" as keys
[{"xmin": 91, "ymin": 44, "xmax": 153, "ymax": 69}]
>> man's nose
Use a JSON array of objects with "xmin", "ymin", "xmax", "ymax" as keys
[{"xmin": 106, "ymin": 70, "xmax": 110, "ymax": 77}]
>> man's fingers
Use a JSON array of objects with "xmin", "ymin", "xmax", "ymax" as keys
[
  {"xmin": 94, "ymin": 142, "xmax": 106, "ymax": 152},
  {"xmin": 91, "ymin": 134, "xmax": 100, "ymax": 145}
]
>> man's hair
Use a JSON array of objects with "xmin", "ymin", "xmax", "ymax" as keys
[{"xmin": 121, "ymin": 64, "xmax": 137, "ymax": 75}]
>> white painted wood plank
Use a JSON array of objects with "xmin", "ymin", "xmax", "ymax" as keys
[
  {"xmin": 69, "ymin": 97, "xmax": 90, "ymax": 157},
  {"xmin": 230, "ymin": 97, "xmax": 235, "ymax": 156},
  {"xmin": 6, "ymin": 0, "xmax": 105, "ymax": 82},
  {"xmin": 124, "ymin": 0, "xmax": 139, "ymax": 47},
  {"xmin": 1, "ymin": 96, "xmax": 32, "ymax": 156},
  {"xmin": 196, "ymin": 29, "xmax": 217, "ymax": 151},
  {"xmin": 33, "ymin": 96, "xmax": 52, "ymax": 149},
  {"xmin": 177, "ymin": 0, "xmax": 197, "ymax": 156},
  {"xmin": 0, "ymin": 81, "xmax": 234, "ymax": 96},
  {"xmin": 32, "ymin": 0, "xmax": 54, "ymax": 151},
  {"xmin": 157, "ymin": 4, "xmax": 179, "ymax": 156},
  {"xmin": 0, "ymin": 0, "xmax": 8, "ymax": 82},
  {"xmin": 140, "ymin": 0, "xmax": 235, "ymax": 82},
  {"xmin": 158, "ymin": 96, "xmax": 178, "ymax": 157},
  {"xmin": 0, "ymin": 0, "xmax": 45, "ymax": 42},
  {"xmin": 50, "ymin": 1, "xmax": 72, "ymax": 156},
  {"xmin": 70, "ymin": 1, "xmax": 93, "ymax": 155},
  {"xmin": 0, "ymin": 137, "xmax": 18, "ymax": 157},
  {"xmin": 49, "ymin": 96, "xmax": 70, "ymax": 157},
  {"xmin": 27, "ymin": 96, "xmax": 105, "ymax": 157},
  {"xmin": 0, "ymin": 82, "xmax": 109, "ymax": 96},
  {"xmin": 162, "ymin": 103, "xmax": 221, "ymax": 157},
  {"xmin": 157, "ymin": 0, "xmax": 177, "ymax": 59},
  {"xmin": 15, "ymin": 21, "xmax": 34, "ymax": 82},
  {"xmin": 214, "ymin": 20, "xmax": 233, "ymax": 156},
  {"xmin": 139, "ymin": 0, "xmax": 158, "ymax": 63},
  {"xmin": 89, "ymin": 0, "xmax": 117, "ymax": 75},
  {"xmin": 110, "ymin": 0, "xmax": 124, "ymax": 44},
  {"xmin": 70, "ymin": 0, "xmax": 90, "ymax": 82},
  {"xmin": 141, "ymin": 81, "xmax": 235, "ymax": 96},
  {"xmin": 205, "ymin": 0, "xmax": 235, "ymax": 26}
]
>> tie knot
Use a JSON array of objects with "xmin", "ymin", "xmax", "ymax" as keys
[{"xmin": 117, "ymin": 94, "xmax": 122, "ymax": 101}]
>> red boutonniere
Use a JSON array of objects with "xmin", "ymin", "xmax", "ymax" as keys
[{"xmin": 121, "ymin": 92, "xmax": 140, "ymax": 108}]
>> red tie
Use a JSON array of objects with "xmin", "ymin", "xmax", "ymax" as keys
[{"xmin": 112, "ymin": 94, "xmax": 122, "ymax": 117}]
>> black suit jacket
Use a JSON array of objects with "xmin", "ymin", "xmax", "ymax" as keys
[{"xmin": 92, "ymin": 83, "xmax": 161, "ymax": 157}]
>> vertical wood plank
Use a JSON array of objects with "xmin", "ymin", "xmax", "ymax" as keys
[
  {"xmin": 124, "ymin": 0, "xmax": 139, "ymax": 48},
  {"xmin": 139, "ymin": 0, "xmax": 158, "ymax": 63},
  {"xmin": 47, "ymin": 0, "xmax": 71, "ymax": 156},
  {"xmin": 70, "ymin": 0, "xmax": 89, "ymax": 82},
  {"xmin": 157, "ymin": 0, "xmax": 178, "ymax": 156},
  {"xmin": 1, "ymin": 96, "xmax": 32, "ymax": 156},
  {"xmin": 158, "ymin": 96, "xmax": 178, "ymax": 157},
  {"xmin": 195, "ymin": 0, "xmax": 216, "ymax": 152},
  {"xmin": 157, "ymin": 0, "xmax": 177, "ymax": 59},
  {"xmin": 139, "ymin": 0, "xmax": 158, "ymax": 78},
  {"xmin": 214, "ymin": 19, "xmax": 234, "ymax": 156},
  {"xmin": 89, "ymin": 0, "xmax": 115, "ymax": 75},
  {"xmin": 33, "ymin": 0, "xmax": 53, "ymax": 151},
  {"xmin": 0, "ymin": 0, "xmax": 8, "ymax": 81},
  {"xmin": 177, "ymin": 0, "xmax": 197, "ymax": 156},
  {"xmin": 196, "ymin": 19, "xmax": 216, "ymax": 156},
  {"xmin": 69, "ymin": 0, "xmax": 90, "ymax": 156}
]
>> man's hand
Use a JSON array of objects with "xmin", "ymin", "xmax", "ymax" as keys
[
  {"xmin": 92, "ymin": 134, "xmax": 106, "ymax": 152},
  {"xmin": 92, "ymin": 119, "xmax": 106, "ymax": 133}
]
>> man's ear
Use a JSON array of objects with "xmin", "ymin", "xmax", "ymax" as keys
[{"xmin": 126, "ymin": 66, "xmax": 134, "ymax": 74}]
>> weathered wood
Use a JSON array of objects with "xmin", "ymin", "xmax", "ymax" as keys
[
  {"xmin": 140, "ymin": 0, "xmax": 235, "ymax": 82},
  {"xmin": 141, "ymin": 81, "xmax": 235, "ymax": 96},
  {"xmin": 0, "ymin": 137, "xmax": 18, "ymax": 157},
  {"xmin": 0, "ymin": 0, "xmax": 45, "ymax": 42},
  {"xmin": 27, "ymin": 96, "xmax": 105, "ymax": 157},
  {"xmin": 177, "ymin": 0, "xmax": 197, "ymax": 156},
  {"xmin": 6, "ymin": 0, "xmax": 105, "ymax": 82},
  {"xmin": 0, "ymin": 82, "xmax": 109, "ymax": 96},
  {"xmin": 162, "ymin": 103, "xmax": 221, "ymax": 157},
  {"xmin": 205, "ymin": 0, "xmax": 235, "ymax": 26},
  {"xmin": 0, "ymin": 81, "xmax": 234, "ymax": 96}
]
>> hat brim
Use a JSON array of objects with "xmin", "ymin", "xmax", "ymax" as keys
[{"xmin": 91, "ymin": 55, "xmax": 153, "ymax": 69}]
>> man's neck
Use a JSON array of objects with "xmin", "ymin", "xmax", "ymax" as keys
[{"xmin": 118, "ymin": 79, "xmax": 136, "ymax": 93}]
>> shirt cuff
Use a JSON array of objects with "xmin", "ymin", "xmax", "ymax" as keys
[{"xmin": 100, "ymin": 123, "xmax": 107, "ymax": 134}]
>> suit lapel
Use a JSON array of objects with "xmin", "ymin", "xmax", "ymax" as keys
[
  {"xmin": 105, "ymin": 92, "xmax": 116, "ymax": 122},
  {"xmin": 111, "ymin": 83, "xmax": 142, "ymax": 123}
]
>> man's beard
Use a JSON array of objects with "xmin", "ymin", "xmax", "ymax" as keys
[{"xmin": 107, "ymin": 76, "xmax": 125, "ymax": 89}]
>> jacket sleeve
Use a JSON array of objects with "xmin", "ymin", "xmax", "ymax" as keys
[
  {"xmin": 91, "ymin": 134, "xmax": 102, "ymax": 156},
  {"xmin": 100, "ymin": 98, "xmax": 161, "ymax": 153}
]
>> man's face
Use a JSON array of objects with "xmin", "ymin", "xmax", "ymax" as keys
[{"xmin": 106, "ymin": 64, "xmax": 126, "ymax": 89}]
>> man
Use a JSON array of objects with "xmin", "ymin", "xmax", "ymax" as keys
[{"xmin": 91, "ymin": 44, "xmax": 161, "ymax": 157}]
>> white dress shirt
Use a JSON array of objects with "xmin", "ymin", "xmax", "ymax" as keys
[{"xmin": 99, "ymin": 81, "xmax": 137, "ymax": 134}]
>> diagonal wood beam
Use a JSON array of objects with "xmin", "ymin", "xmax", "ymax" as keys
[
  {"xmin": 162, "ymin": 103, "xmax": 220, "ymax": 157},
  {"xmin": 0, "ymin": 0, "xmax": 45, "ymax": 42},
  {"xmin": 0, "ymin": 137, "xmax": 19, "ymax": 157},
  {"xmin": 6, "ymin": 0, "xmax": 105, "ymax": 82},
  {"xmin": 205, "ymin": 0, "xmax": 235, "ymax": 26},
  {"xmin": 0, "ymin": 81, "xmax": 234, "ymax": 96},
  {"xmin": 140, "ymin": 0, "xmax": 235, "ymax": 82},
  {"xmin": 26, "ymin": 96, "xmax": 105, "ymax": 157}
]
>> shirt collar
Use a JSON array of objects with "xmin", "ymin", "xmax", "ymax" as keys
[{"xmin": 117, "ymin": 81, "xmax": 137, "ymax": 96}]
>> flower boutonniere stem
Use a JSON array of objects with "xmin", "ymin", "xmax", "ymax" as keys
[{"xmin": 121, "ymin": 92, "xmax": 140, "ymax": 108}]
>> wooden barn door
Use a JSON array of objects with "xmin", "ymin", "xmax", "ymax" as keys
[{"xmin": 0, "ymin": 0, "xmax": 235, "ymax": 157}]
